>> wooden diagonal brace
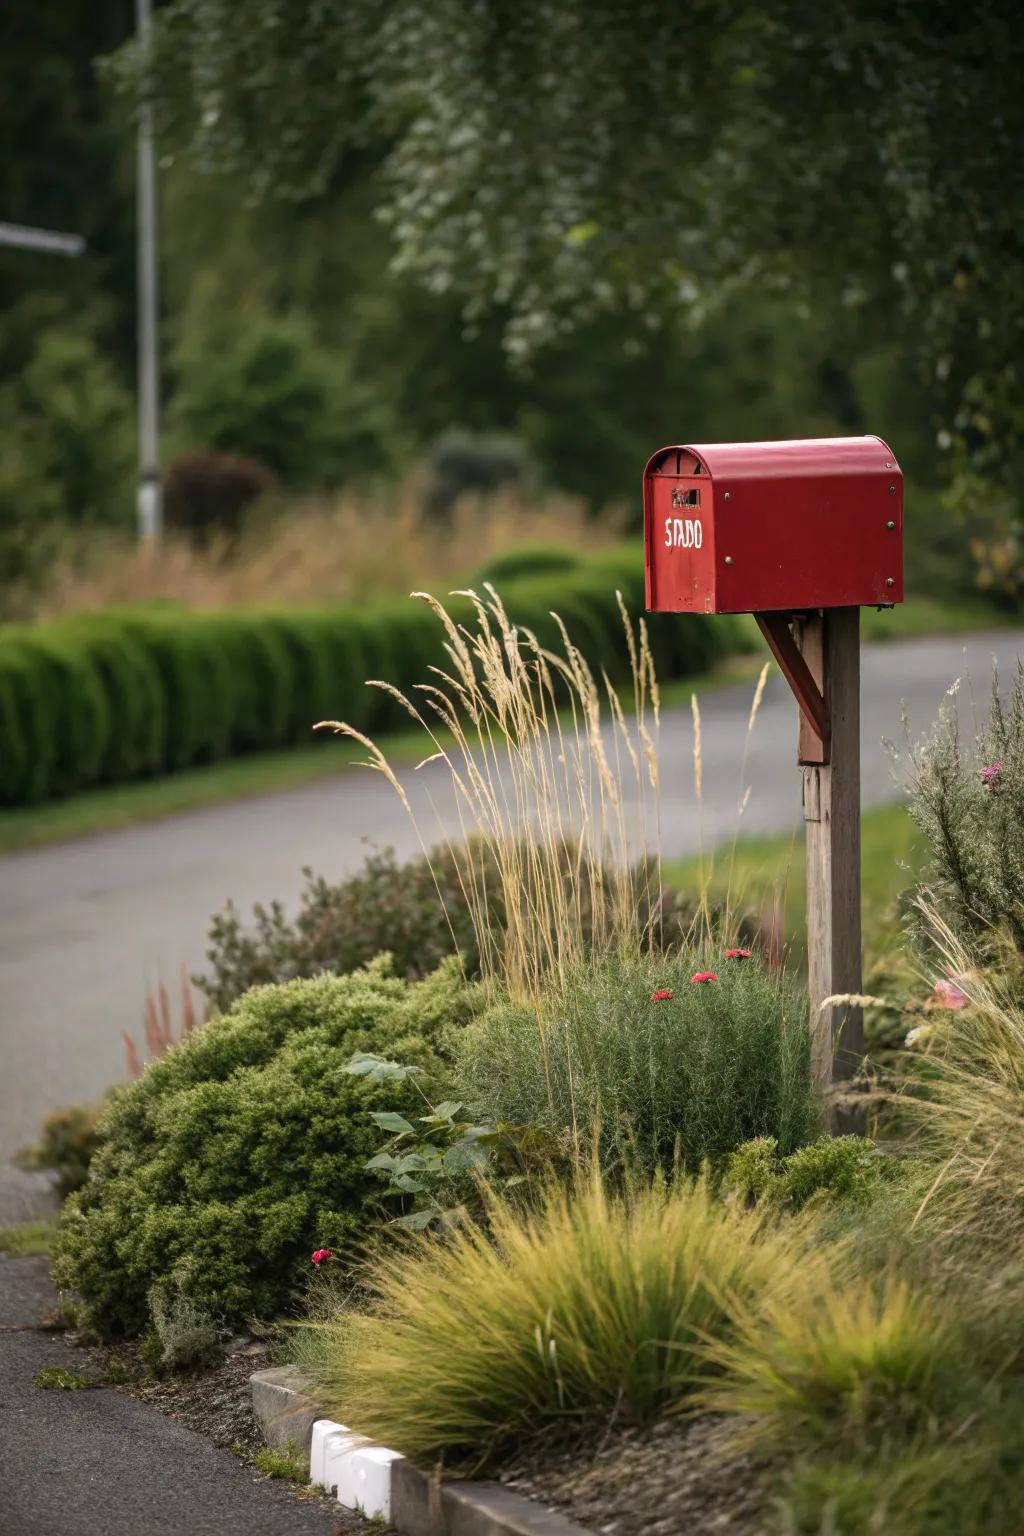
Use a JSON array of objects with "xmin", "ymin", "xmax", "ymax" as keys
[{"xmin": 754, "ymin": 611, "xmax": 831, "ymax": 765}]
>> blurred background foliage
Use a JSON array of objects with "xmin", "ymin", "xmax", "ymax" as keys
[{"xmin": 0, "ymin": 1, "xmax": 1017, "ymax": 618}]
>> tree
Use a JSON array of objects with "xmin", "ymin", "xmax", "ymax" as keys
[{"xmin": 126, "ymin": 0, "xmax": 1024, "ymax": 582}]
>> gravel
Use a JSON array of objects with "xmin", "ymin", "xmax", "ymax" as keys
[{"xmin": 499, "ymin": 1415, "xmax": 774, "ymax": 1535}]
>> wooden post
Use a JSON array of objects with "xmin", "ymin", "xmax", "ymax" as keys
[{"xmin": 799, "ymin": 607, "xmax": 863, "ymax": 1111}]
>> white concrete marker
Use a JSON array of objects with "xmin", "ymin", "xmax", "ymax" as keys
[
  {"xmin": 309, "ymin": 1418, "xmax": 403, "ymax": 1521},
  {"xmin": 310, "ymin": 1420, "xmax": 359, "ymax": 1487},
  {"xmin": 334, "ymin": 1444, "xmax": 403, "ymax": 1521}
]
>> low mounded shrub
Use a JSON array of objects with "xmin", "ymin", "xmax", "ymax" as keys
[
  {"xmin": 423, "ymin": 428, "xmax": 535, "ymax": 519},
  {"xmin": 457, "ymin": 950, "xmax": 817, "ymax": 1177},
  {"xmin": 142, "ymin": 1286, "xmax": 226, "ymax": 1374},
  {"xmin": 15, "ymin": 1102, "xmax": 105, "ymax": 1199},
  {"xmin": 723, "ymin": 1134, "xmax": 903, "ymax": 1212},
  {"xmin": 53, "ymin": 957, "xmax": 478, "ymax": 1338},
  {"xmin": 0, "ymin": 545, "xmax": 737, "ymax": 806},
  {"xmin": 471, "ymin": 543, "xmax": 582, "ymax": 587},
  {"xmin": 198, "ymin": 847, "xmax": 497, "ymax": 1013}
]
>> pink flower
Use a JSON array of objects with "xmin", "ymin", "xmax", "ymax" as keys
[
  {"xmin": 650, "ymin": 989, "xmax": 674, "ymax": 1002},
  {"xmin": 980, "ymin": 760, "xmax": 1003, "ymax": 791},
  {"xmin": 311, "ymin": 1248, "xmax": 333, "ymax": 1266},
  {"xmin": 724, "ymin": 948, "xmax": 753, "ymax": 960},
  {"xmin": 691, "ymin": 972, "xmax": 719, "ymax": 984},
  {"xmin": 933, "ymin": 979, "xmax": 968, "ymax": 1010}
]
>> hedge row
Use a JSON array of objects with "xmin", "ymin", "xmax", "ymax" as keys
[{"xmin": 0, "ymin": 547, "xmax": 739, "ymax": 807}]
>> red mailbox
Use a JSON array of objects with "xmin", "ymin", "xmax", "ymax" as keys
[{"xmin": 643, "ymin": 436, "xmax": 903, "ymax": 615}]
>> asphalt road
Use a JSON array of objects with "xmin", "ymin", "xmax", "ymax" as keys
[
  {"xmin": 0, "ymin": 1255, "xmax": 348, "ymax": 1536},
  {"xmin": 2, "ymin": 627, "xmax": 1022, "ymax": 1222}
]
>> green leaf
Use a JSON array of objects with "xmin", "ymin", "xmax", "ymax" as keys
[
  {"xmin": 370, "ymin": 1111, "xmax": 415, "ymax": 1134},
  {"xmin": 346, "ymin": 1052, "xmax": 424, "ymax": 1083},
  {"xmin": 395, "ymin": 1208, "xmax": 438, "ymax": 1232},
  {"xmin": 365, "ymin": 1152, "xmax": 399, "ymax": 1172},
  {"xmin": 430, "ymin": 1101, "xmax": 464, "ymax": 1122},
  {"xmin": 443, "ymin": 1139, "xmax": 492, "ymax": 1176}
]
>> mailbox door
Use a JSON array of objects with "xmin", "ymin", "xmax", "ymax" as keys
[{"xmin": 644, "ymin": 458, "xmax": 717, "ymax": 613}]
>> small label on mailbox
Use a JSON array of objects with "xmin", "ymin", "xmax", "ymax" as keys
[{"xmin": 664, "ymin": 516, "xmax": 703, "ymax": 549}]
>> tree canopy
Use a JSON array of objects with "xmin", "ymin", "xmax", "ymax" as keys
[{"xmin": 138, "ymin": 2, "xmax": 1023, "ymax": 461}]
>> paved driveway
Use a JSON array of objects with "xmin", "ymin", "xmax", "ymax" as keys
[{"xmin": 2, "ymin": 628, "xmax": 1021, "ymax": 1221}]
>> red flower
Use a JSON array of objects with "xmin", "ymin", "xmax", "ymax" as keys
[
  {"xmin": 650, "ymin": 989, "xmax": 674, "ymax": 1002},
  {"xmin": 724, "ymin": 948, "xmax": 753, "ymax": 960},
  {"xmin": 310, "ymin": 1248, "xmax": 333, "ymax": 1266},
  {"xmin": 690, "ymin": 972, "xmax": 719, "ymax": 984}
]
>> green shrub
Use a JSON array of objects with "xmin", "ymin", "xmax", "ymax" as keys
[
  {"xmin": 423, "ymin": 428, "xmax": 535, "ymax": 518},
  {"xmin": 199, "ymin": 847, "xmax": 492, "ymax": 1013},
  {"xmin": 458, "ymin": 950, "xmax": 817, "ymax": 1178},
  {"xmin": 0, "ymin": 327, "xmax": 134, "ymax": 608},
  {"xmin": 57, "ymin": 616, "xmax": 167, "ymax": 783},
  {"xmin": 723, "ymin": 1135, "xmax": 901, "ymax": 1212},
  {"xmin": 2, "ymin": 632, "xmax": 110, "ymax": 797},
  {"xmin": 169, "ymin": 311, "xmax": 393, "ymax": 488},
  {"xmin": 198, "ymin": 840, "xmax": 745, "ymax": 1014},
  {"xmin": 15, "ymin": 1102, "xmax": 105, "ymax": 1199},
  {"xmin": 300, "ymin": 1169, "xmax": 815, "ymax": 1467},
  {"xmin": 471, "ymin": 543, "xmax": 582, "ymax": 586},
  {"xmin": 53, "ymin": 957, "xmax": 479, "ymax": 1337}
]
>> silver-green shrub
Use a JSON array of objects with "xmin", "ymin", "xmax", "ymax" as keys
[
  {"xmin": 457, "ymin": 950, "xmax": 817, "ymax": 1177},
  {"xmin": 906, "ymin": 666, "xmax": 1024, "ymax": 949}
]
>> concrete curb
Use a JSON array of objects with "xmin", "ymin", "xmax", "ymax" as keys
[
  {"xmin": 251, "ymin": 1368, "xmax": 590, "ymax": 1536},
  {"xmin": 250, "ymin": 1365, "xmax": 320, "ymax": 1452}
]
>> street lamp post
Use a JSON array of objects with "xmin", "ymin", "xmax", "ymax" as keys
[{"xmin": 135, "ymin": 0, "xmax": 162, "ymax": 542}]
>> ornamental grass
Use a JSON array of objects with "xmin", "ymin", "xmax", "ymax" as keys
[{"xmin": 300, "ymin": 1168, "xmax": 821, "ymax": 1470}]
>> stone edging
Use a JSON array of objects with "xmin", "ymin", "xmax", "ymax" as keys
[{"xmin": 251, "ymin": 1366, "xmax": 589, "ymax": 1536}]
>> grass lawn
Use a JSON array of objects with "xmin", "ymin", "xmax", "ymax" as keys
[
  {"xmin": 662, "ymin": 799, "xmax": 923, "ymax": 969},
  {"xmin": 0, "ymin": 1220, "xmax": 56, "ymax": 1256}
]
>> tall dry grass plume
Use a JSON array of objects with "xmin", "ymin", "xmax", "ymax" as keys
[
  {"xmin": 122, "ymin": 964, "xmax": 203, "ymax": 1079},
  {"xmin": 31, "ymin": 485, "xmax": 624, "ymax": 618},
  {"xmin": 318, "ymin": 585, "xmax": 664, "ymax": 1006}
]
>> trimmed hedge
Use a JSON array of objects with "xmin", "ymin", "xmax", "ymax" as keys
[{"xmin": 0, "ymin": 547, "xmax": 739, "ymax": 807}]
